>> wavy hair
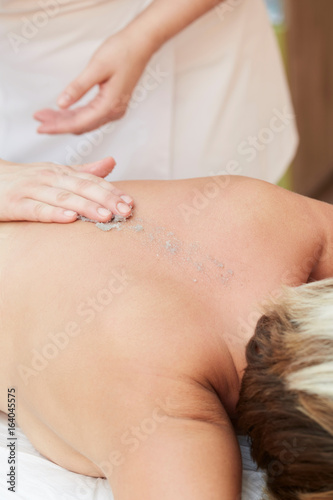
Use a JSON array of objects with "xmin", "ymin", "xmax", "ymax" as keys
[{"xmin": 237, "ymin": 279, "xmax": 333, "ymax": 500}]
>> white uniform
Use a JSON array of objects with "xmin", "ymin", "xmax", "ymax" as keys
[{"xmin": 0, "ymin": 0, "xmax": 298, "ymax": 183}]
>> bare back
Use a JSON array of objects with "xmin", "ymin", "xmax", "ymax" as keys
[{"xmin": 0, "ymin": 176, "xmax": 329, "ymax": 497}]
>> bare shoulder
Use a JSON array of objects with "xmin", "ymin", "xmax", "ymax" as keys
[
  {"xmin": 114, "ymin": 175, "xmax": 320, "ymax": 237},
  {"xmin": 218, "ymin": 175, "xmax": 316, "ymax": 221},
  {"xmin": 220, "ymin": 177, "xmax": 325, "ymax": 273},
  {"xmin": 175, "ymin": 175, "xmax": 330, "ymax": 287}
]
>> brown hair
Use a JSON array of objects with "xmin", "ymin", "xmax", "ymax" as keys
[{"xmin": 237, "ymin": 279, "xmax": 333, "ymax": 500}]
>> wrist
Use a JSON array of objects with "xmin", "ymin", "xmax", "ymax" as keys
[{"xmin": 123, "ymin": 15, "xmax": 165, "ymax": 58}]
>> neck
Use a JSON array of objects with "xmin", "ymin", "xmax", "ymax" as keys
[{"xmin": 308, "ymin": 198, "xmax": 333, "ymax": 281}]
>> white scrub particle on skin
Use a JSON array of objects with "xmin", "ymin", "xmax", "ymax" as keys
[
  {"xmin": 164, "ymin": 240, "xmax": 180, "ymax": 255},
  {"xmin": 219, "ymin": 270, "xmax": 235, "ymax": 286},
  {"xmin": 77, "ymin": 215, "xmax": 98, "ymax": 223},
  {"xmin": 78, "ymin": 213, "xmax": 233, "ymax": 286},
  {"xmin": 78, "ymin": 212, "xmax": 144, "ymax": 234},
  {"xmin": 77, "ymin": 213, "xmax": 131, "ymax": 231},
  {"xmin": 189, "ymin": 242, "xmax": 200, "ymax": 252},
  {"xmin": 96, "ymin": 222, "xmax": 122, "ymax": 231},
  {"xmin": 209, "ymin": 256, "xmax": 224, "ymax": 269}
]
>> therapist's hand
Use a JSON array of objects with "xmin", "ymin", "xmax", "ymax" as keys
[
  {"xmin": 34, "ymin": 30, "xmax": 153, "ymax": 135},
  {"xmin": 0, "ymin": 157, "xmax": 133, "ymax": 223}
]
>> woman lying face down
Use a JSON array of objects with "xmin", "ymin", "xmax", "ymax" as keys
[{"xmin": 0, "ymin": 175, "xmax": 332, "ymax": 499}]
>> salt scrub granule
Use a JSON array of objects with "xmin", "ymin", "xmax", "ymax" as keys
[
  {"xmin": 77, "ymin": 213, "xmax": 132, "ymax": 231},
  {"xmin": 209, "ymin": 256, "xmax": 224, "ymax": 269},
  {"xmin": 96, "ymin": 222, "xmax": 121, "ymax": 232},
  {"xmin": 164, "ymin": 240, "xmax": 179, "ymax": 255}
]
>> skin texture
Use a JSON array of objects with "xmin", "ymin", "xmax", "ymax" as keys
[
  {"xmin": 0, "ymin": 176, "xmax": 332, "ymax": 499},
  {"xmin": 0, "ymin": 158, "xmax": 133, "ymax": 223},
  {"xmin": 34, "ymin": 0, "xmax": 223, "ymax": 135}
]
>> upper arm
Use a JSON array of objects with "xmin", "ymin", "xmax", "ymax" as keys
[{"xmin": 106, "ymin": 414, "xmax": 242, "ymax": 500}]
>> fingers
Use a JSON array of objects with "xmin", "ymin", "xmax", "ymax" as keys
[
  {"xmin": 0, "ymin": 159, "xmax": 133, "ymax": 224},
  {"xmin": 34, "ymin": 105, "xmax": 107, "ymax": 135},
  {"xmin": 29, "ymin": 184, "xmax": 131, "ymax": 222},
  {"xmin": 57, "ymin": 172, "xmax": 134, "ymax": 213},
  {"xmin": 73, "ymin": 157, "xmax": 116, "ymax": 178},
  {"xmin": 25, "ymin": 167, "xmax": 134, "ymax": 221},
  {"xmin": 34, "ymin": 108, "xmax": 82, "ymax": 135},
  {"xmin": 69, "ymin": 165, "xmax": 134, "ymax": 205},
  {"xmin": 54, "ymin": 158, "xmax": 134, "ymax": 209},
  {"xmin": 11, "ymin": 199, "xmax": 79, "ymax": 223},
  {"xmin": 72, "ymin": 170, "xmax": 128, "ymax": 197},
  {"xmin": 57, "ymin": 61, "xmax": 105, "ymax": 109},
  {"xmin": 34, "ymin": 82, "xmax": 128, "ymax": 135}
]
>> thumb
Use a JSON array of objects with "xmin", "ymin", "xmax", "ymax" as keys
[
  {"xmin": 57, "ymin": 62, "xmax": 104, "ymax": 109},
  {"xmin": 72, "ymin": 157, "xmax": 116, "ymax": 177}
]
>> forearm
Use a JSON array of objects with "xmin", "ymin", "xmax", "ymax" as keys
[{"xmin": 124, "ymin": 0, "xmax": 222, "ymax": 54}]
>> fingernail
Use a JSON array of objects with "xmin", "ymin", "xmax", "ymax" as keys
[
  {"xmin": 97, "ymin": 207, "xmax": 112, "ymax": 217},
  {"xmin": 117, "ymin": 202, "xmax": 130, "ymax": 214},
  {"xmin": 120, "ymin": 195, "xmax": 132, "ymax": 204},
  {"xmin": 64, "ymin": 210, "xmax": 77, "ymax": 218},
  {"xmin": 58, "ymin": 93, "xmax": 71, "ymax": 107}
]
